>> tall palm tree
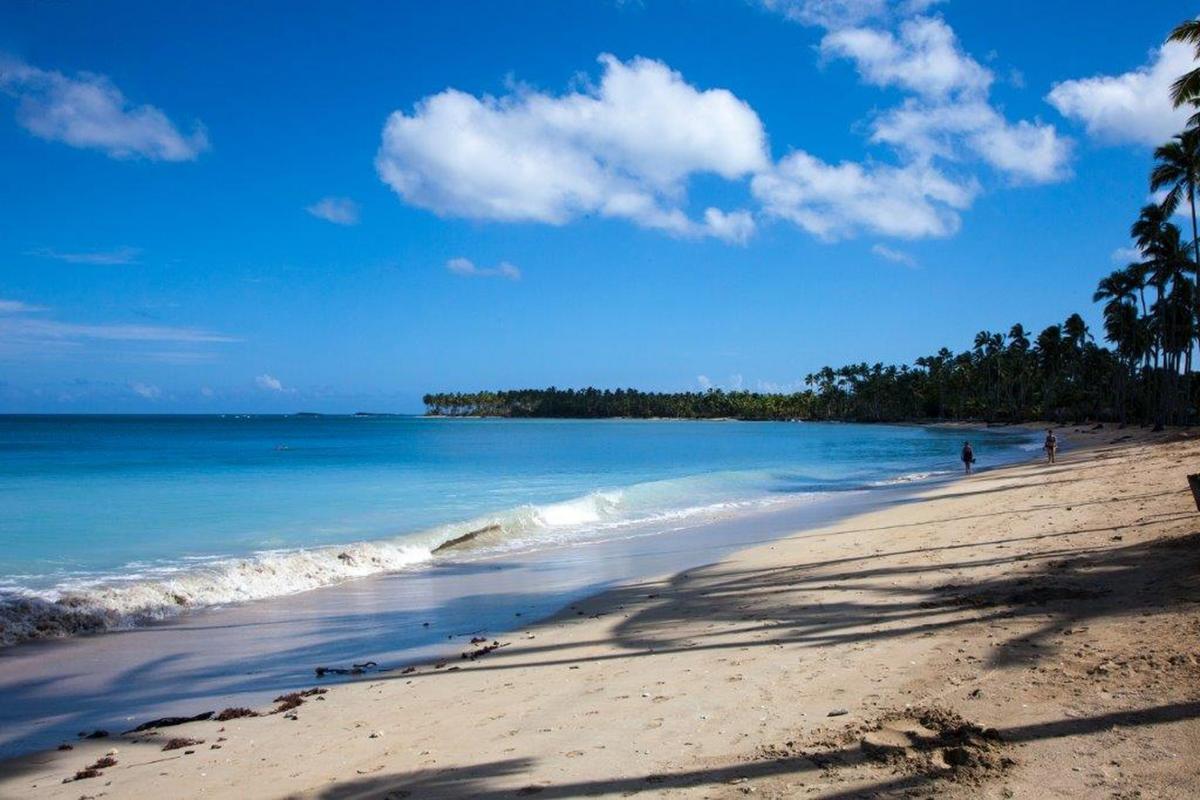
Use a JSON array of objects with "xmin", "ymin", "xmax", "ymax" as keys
[
  {"xmin": 1168, "ymin": 19, "xmax": 1200, "ymax": 114},
  {"xmin": 1151, "ymin": 129, "xmax": 1200, "ymax": 315},
  {"xmin": 1093, "ymin": 269, "xmax": 1138, "ymax": 315}
]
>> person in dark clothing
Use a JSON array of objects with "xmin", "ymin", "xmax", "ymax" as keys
[
  {"xmin": 1044, "ymin": 429, "xmax": 1058, "ymax": 464},
  {"xmin": 961, "ymin": 441, "xmax": 975, "ymax": 474}
]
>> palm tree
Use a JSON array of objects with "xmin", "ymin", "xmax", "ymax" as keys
[
  {"xmin": 1168, "ymin": 19, "xmax": 1200, "ymax": 114},
  {"xmin": 1093, "ymin": 269, "xmax": 1138, "ymax": 315},
  {"xmin": 1131, "ymin": 205, "xmax": 1171, "ymax": 369},
  {"xmin": 1151, "ymin": 129, "xmax": 1200, "ymax": 330}
]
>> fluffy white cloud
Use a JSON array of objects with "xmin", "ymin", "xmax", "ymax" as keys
[
  {"xmin": 29, "ymin": 246, "xmax": 141, "ymax": 265},
  {"xmin": 446, "ymin": 257, "xmax": 522, "ymax": 280},
  {"xmin": 752, "ymin": 151, "xmax": 975, "ymax": 239},
  {"xmin": 1047, "ymin": 41, "xmax": 1197, "ymax": 146},
  {"xmin": 871, "ymin": 243, "xmax": 918, "ymax": 266},
  {"xmin": 0, "ymin": 57, "xmax": 208, "ymax": 161},
  {"xmin": 306, "ymin": 196, "xmax": 360, "ymax": 225},
  {"xmin": 820, "ymin": 16, "xmax": 991, "ymax": 99},
  {"xmin": 255, "ymin": 374, "xmax": 284, "ymax": 392},
  {"xmin": 873, "ymin": 99, "xmax": 1070, "ymax": 183},
  {"xmin": 702, "ymin": 208, "xmax": 756, "ymax": 245},
  {"xmin": 128, "ymin": 382, "xmax": 161, "ymax": 400},
  {"xmin": 376, "ymin": 54, "xmax": 766, "ymax": 243},
  {"xmin": 821, "ymin": 17, "xmax": 1071, "ymax": 185}
]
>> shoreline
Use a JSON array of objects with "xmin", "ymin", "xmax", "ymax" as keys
[
  {"xmin": 0, "ymin": 421, "xmax": 1037, "ymax": 652},
  {"xmin": 0, "ymin": 466, "xmax": 952, "ymax": 758},
  {"xmin": 3, "ymin": 424, "xmax": 1197, "ymax": 797}
]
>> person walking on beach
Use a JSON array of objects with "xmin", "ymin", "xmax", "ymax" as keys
[
  {"xmin": 961, "ymin": 441, "xmax": 975, "ymax": 475},
  {"xmin": 1044, "ymin": 429, "xmax": 1058, "ymax": 464}
]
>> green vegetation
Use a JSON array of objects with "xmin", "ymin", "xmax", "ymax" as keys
[{"xmin": 426, "ymin": 19, "xmax": 1200, "ymax": 430}]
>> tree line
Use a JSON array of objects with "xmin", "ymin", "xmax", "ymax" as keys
[
  {"xmin": 426, "ymin": 19, "xmax": 1200, "ymax": 429},
  {"xmin": 421, "ymin": 313, "xmax": 1115, "ymax": 422}
]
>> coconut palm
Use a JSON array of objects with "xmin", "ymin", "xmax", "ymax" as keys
[
  {"xmin": 1168, "ymin": 19, "xmax": 1200, "ymax": 114},
  {"xmin": 1093, "ymin": 269, "xmax": 1138, "ymax": 315},
  {"xmin": 1151, "ymin": 129, "xmax": 1200, "ymax": 329}
]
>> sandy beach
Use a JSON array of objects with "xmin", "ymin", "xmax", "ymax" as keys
[{"xmin": 3, "ymin": 428, "xmax": 1198, "ymax": 799}]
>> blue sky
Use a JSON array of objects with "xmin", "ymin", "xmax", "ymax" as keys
[{"xmin": 0, "ymin": 0, "xmax": 1195, "ymax": 412}]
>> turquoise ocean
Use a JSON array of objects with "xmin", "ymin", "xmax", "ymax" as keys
[{"xmin": 0, "ymin": 415, "xmax": 1038, "ymax": 647}]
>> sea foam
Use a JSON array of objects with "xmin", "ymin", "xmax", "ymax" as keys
[{"xmin": 0, "ymin": 481, "xmax": 774, "ymax": 647}]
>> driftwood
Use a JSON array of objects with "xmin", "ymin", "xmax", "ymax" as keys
[
  {"xmin": 432, "ymin": 524, "xmax": 501, "ymax": 554},
  {"xmin": 124, "ymin": 711, "xmax": 213, "ymax": 733},
  {"xmin": 314, "ymin": 660, "xmax": 377, "ymax": 677}
]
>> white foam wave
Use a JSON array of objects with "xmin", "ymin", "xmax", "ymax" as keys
[
  {"xmin": 0, "ymin": 540, "xmax": 435, "ymax": 647},
  {"xmin": 869, "ymin": 470, "xmax": 949, "ymax": 486},
  {"xmin": 0, "ymin": 474, "xmax": 829, "ymax": 648}
]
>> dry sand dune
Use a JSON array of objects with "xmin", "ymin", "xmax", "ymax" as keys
[{"xmin": 3, "ymin": 428, "xmax": 1198, "ymax": 799}]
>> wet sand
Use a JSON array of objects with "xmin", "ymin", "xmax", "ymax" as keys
[
  {"xmin": 2, "ymin": 426, "xmax": 1197, "ymax": 798},
  {"xmin": 0, "ymin": 483, "xmax": 886, "ymax": 758}
]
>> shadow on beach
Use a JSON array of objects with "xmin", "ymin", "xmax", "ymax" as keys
[{"xmin": 294, "ymin": 488, "xmax": 1200, "ymax": 798}]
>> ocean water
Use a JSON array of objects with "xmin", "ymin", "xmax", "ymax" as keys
[{"xmin": 0, "ymin": 415, "xmax": 1037, "ymax": 646}]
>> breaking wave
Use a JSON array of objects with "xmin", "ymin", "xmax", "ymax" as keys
[{"xmin": 0, "ymin": 478, "xmax": 786, "ymax": 647}]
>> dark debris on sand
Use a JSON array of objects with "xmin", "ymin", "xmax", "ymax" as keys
[
  {"xmin": 758, "ymin": 705, "xmax": 1013, "ymax": 788},
  {"xmin": 271, "ymin": 687, "xmax": 328, "ymax": 713},
  {"xmin": 162, "ymin": 737, "xmax": 204, "ymax": 751},
  {"xmin": 461, "ymin": 640, "xmax": 509, "ymax": 661},
  {"xmin": 126, "ymin": 710, "xmax": 214, "ymax": 733},
  {"xmin": 215, "ymin": 706, "xmax": 259, "ymax": 721}
]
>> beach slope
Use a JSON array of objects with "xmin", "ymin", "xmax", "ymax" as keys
[{"xmin": 3, "ymin": 430, "xmax": 1198, "ymax": 799}]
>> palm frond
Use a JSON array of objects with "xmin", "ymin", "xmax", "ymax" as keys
[{"xmin": 1171, "ymin": 68, "xmax": 1200, "ymax": 108}]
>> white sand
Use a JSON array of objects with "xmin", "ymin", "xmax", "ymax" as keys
[{"xmin": 3, "ymin": 427, "xmax": 1198, "ymax": 799}]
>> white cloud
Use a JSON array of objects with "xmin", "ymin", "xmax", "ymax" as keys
[
  {"xmin": 871, "ymin": 243, "xmax": 918, "ymax": 266},
  {"xmin": 759, "ymin": 0, "xmax": 943, "ymax": 28},
  {"xmin": 752, "ymin": 151, "xmax": 975, "ymax": 239},
  {"xmin": 0, "ymin": 301, "xmax": 236, "ymax": 361},
  {"xmin": 306, "ymin": 196, "xmax": 360, "ymax": 225},
  {"xmin": 255, "ymin": 373, "xmax": 284, "ymax": 392},
  {"xmin": 871, "ymin": 100, "xmax": 1069, "ymax": 183},
  {"xmin": 29, "ymin": 246, "xmax": 141, "ymax": 265},
  {"xmin": 1047, "ymin": 41, "xmax": 1197, "ymax": 146},
  {"xmin": 756, "ymin": 378, "xmax": 808, "ymax": 393},
  {"xmin": 0, "ymin": 317, "xmax": 236, "ymax": 343},
  {"xmin": 820, "ymin": 16, "xmax": 992, "ymax": 99},
  {"xmin": 702, "ymin": 208, "xmax": 756, "ymax": 245},
  {"xmin": 128, "ymin": 381, "xmax": 161, "ymax": 400},
  {"xmin": 376, "ymin": 13, "xmax": 1063, "ymax": 247},
  {"xmin": 697, "ymin": 374, "xmax": 713, "ymax": 390},
  {"xmin": 0, "ymin": 57, "xmax": 208, "ymax": 161},
  {"xmin": 821, "ymin": 17, "xmax": 1071, "ymax": 185},
  {"xmin": 0, "ymin": 302, "xmax": 238, "ymax": 362},
  {"xmin": 0, "ymin": 298, "xmax": 46, "ymax": 314},
  {"xmin": 446, "ymin": 257, "xmax": 522, "ymax": 280},
  {"xmin": 1111, "ymin": 245, "xmax": 1143, "ymax": 264},
  {"xmin": 376, "ymin": 54, "xmax": 766, "ymax": 243}
]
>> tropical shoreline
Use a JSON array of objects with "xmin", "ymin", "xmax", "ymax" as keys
[
  {"xmin": 2, "ymin": 425, "xmax": 1196, "ymax": 798},
  {"xmin": 0, "ymin": 422, "xmax": 1029, "ymax": 758},
  {"xmin": 0, "ymin": 420, "xmax": 1037, "ymax": 651}
]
